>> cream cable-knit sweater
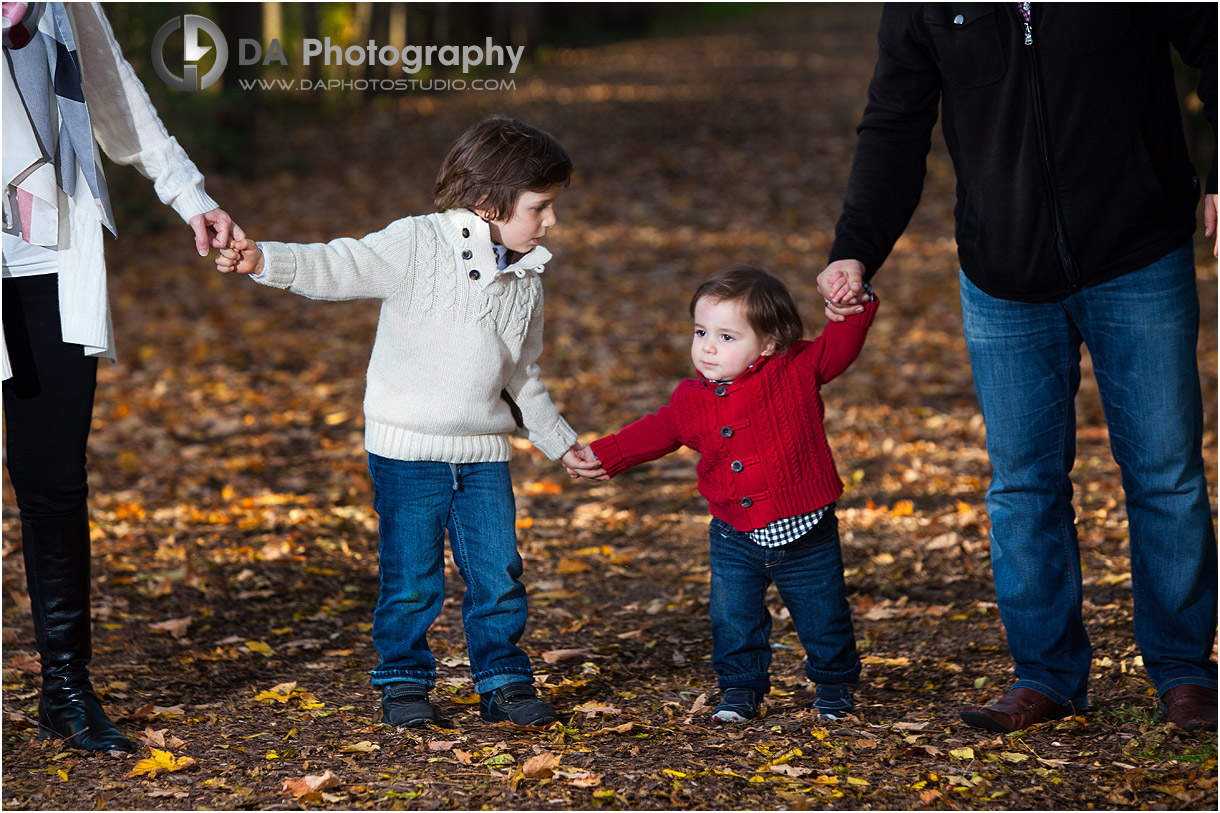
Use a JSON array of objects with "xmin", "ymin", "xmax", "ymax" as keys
[{"xmin": 253, "ymin": 208, "xmax": 578, "ymax": 464}]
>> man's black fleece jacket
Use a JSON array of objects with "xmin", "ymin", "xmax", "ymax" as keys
[{"xmin": 829, "ymin": 3, "xmax": 1217, "ymax": 302}]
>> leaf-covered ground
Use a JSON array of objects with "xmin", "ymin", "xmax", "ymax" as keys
[{"xmin": 3, "ymin": 5, "xmax": 1217, "ymax": 810}]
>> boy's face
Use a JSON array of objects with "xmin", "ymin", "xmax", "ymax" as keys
[
  {"xmin": 481, "ymin": 186, "xmax": 562, "ymax": 255},
  {"xmin": 691, "ymin": 297, "xmax": 775, "ymax": 382}
]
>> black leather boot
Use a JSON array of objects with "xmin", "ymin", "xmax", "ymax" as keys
[{"xmin": 23, "ymin": 509, "xmax": 135, "ymax": 754}]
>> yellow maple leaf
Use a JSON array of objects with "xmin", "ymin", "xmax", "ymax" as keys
[{"xmin": 127, "ymin": 748, "xmax": 197, "ymax": 778}]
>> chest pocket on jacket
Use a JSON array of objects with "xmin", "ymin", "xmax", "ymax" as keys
[{"xmin": 925, "ymin": 4, "xmax": 1007, "ymax": 89}]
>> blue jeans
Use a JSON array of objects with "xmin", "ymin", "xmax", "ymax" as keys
[
  {"xmin": 366, "ymin": 454, "xmax": 535, "ymax": 695},
  {"xmin": 960, "ymin": 242, "xmax": 1217, "ymax": 709},
  {"xmin": 709, "ymin": 509, "xmax": 861, "ymax": 694}
]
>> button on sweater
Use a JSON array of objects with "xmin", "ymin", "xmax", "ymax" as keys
[
  {"xmin": 590, "ymin": 298, "xmax": 878, "ymax": 531},
  {"xmin": 253, "ymin": 208, "xmax": 578, "ymax": 464}
]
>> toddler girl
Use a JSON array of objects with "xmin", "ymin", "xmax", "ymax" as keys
[{"xmin": 584, "ymin": 266, "xmax": 877, "ymax": 722}]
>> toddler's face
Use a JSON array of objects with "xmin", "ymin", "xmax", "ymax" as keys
[
  {"xmin": 690, "ymin": 297, "xmax": 775, "ymax": 382},
  {"xmin": 484, "ymin": 186, "xmax": 562, "ymax": 255}
]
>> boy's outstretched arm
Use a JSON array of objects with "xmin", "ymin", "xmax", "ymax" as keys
[{"xmin": 216, "ymin": 238, "xmax": 264, "ymax": 275}]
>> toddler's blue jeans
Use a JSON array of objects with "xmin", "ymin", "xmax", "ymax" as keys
[
  {"xmin": 959, "ymin": 241, "xmax": 1217, "ymax": 710},
  {"xmin": 709, "ymin": 508, "xmax": 861, "ymax": 694},
  {"xmin": 366, "ymin": 454, "xmax": 535, "ymax": 695}
]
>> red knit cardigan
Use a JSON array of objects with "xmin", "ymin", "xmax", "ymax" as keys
[{"xmin": 590, "ymin": 298, "xmax": 878, "ymax": 531}]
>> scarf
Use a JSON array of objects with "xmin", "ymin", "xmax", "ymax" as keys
[{"xmin": 3, "ymin": 1, "xmax": 113, "ymax": 247}]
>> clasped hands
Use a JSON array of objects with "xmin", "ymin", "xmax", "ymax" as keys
[{"xmin": 562, "ymin": 444, "xmax": 607, "ymax": 481}]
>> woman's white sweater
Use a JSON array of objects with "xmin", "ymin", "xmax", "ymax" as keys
[{"xmin": 254, "ymin": 208, "xmax": 578, "ymax": 464}]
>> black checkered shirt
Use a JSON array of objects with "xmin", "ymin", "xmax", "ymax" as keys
[{"xmin": 747, "ymin": 504, "xmax": 832, "ymax": 548}]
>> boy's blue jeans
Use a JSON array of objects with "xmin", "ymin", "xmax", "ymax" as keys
[
  {"xmin": 709, "ymin": 508, "xmax": 861, "ymax": 694},
  {"xmin": 959, "ymin": 242, "xmax": 1217, "ymax": 710},
  {"xmin": 366, "ymin": 454, "xmax": 535, "ymax": 695}
]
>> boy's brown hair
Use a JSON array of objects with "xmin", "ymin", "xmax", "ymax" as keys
[
  {"xmin": 434, "ymin": 116, "xmax": 572, "ymax": 221},
  {"xmin": 690, "ymin": 266, "xmax": 806, "ymax": 355}
]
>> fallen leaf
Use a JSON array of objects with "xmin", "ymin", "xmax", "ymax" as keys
[
  {"xmin": 522, "ymin": 751, "xmax": 560, "ymax": 777},
  {"xmin": 949, "ymin": 748, "xmax": 975, "ymax": 760},
  {"xmin": 555, "ymin": 557, "xmax": 590, "ymax": 574},
  {"xmin": 339, "ymin": 741, "xmax": 379, "ymax": 753},
  {"xmin": 1095, "ymin": 571, "xmax": 1132, "ymax": 586},
  {"xmin": 138, "ymin": 728, "xmax": 186, "ymax": 749},
  {"xmin": 891, "ymin": 721, "xmax": 936, "ymax": 732},
  {"xmin": 282, "ymin": 769, "xmax": 341, "ymax": 798},
  {"xmin": 541, "ymin": 648, "xmax": 593, "ymax": 664},
  {"xmin": 426, "ymin": 740, "xmax": 462, "ymax": 751},
  {"xmin": 565, "ymin": 771, "xmax": 603, "ymax": 788},
  {"xmin": 768, "ymin": 764, "xmax": 813, "ymax": 777},
  {"xmin": 126, "ymin": 748, "xmax": 197, "ymax": 778},
  {"xmin": 573, "ymin": 701, "xmax": 622, "ymax": 715},
  {"xmin": 6, "ymin": 651, "xmax": 41, "ymax": 672},
  {"xmin": 5, "ymin": 712, "xmax": 38, "ymax": 729},
  {"xmin": 148, "ymin": 617, "xmax": 192, "ymax": 638}
]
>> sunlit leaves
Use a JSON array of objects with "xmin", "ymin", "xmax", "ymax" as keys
[{"xmin": 126, "ymin": 748, "xmax": 196, "ymax": 778}]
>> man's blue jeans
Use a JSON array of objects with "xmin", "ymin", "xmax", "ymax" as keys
[
  {"xmin": 959, "ymin": 242, "xmax": 1217, "ymax": 709},
  {"xmin": 366, "ymin": 454, "xmax": 535, "ymax": 695},
  {"xmin": 709, "ymin": 509, "xmax": 861, "ymax": 694}
]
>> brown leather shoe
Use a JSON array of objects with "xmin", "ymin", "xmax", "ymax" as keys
[
  {"xmin": 960, "ymin": 687, "xmax": 1074, "ymax": 733},
  {"xmin": 1158, "ymin": 685, "xmax": 1218, "ymax": 732}
]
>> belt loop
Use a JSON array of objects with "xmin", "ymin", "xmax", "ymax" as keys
[{"xmin": 449, "ymin": 463, "xmax": 460, "ymax": 491}]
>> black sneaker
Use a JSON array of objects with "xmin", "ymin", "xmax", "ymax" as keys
[
  {"xmin": 813, "ymin": 683, "xmax": 854, "ymax": 720},
  {"xmin": 381, "ymin": 682, "xmax": 437, "ymax": 727},
  {"xmin": 712, "ymin": 688, "xmax": 762, "ymax": 723},
  {"xmin": 479, "ymin": 682, "xmax": 559, "ymax": 726}
]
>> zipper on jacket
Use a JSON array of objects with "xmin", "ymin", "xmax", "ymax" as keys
[{"xmin": 1019, "ymin": 5, "xmax": 1081, "ymax": 290}]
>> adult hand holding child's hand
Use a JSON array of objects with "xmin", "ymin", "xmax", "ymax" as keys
[
  {"xmin": 816, "ymin": 259, "xmax": 867, "ymax": 322},
  {"xmin": 216, "ymin": 238, "xmax": 264, "ymax": 276}
]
